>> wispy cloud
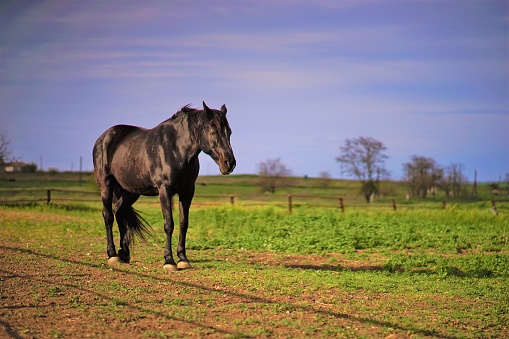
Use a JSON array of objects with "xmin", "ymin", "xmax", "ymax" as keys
[{"xmin": 1, "ymin": 0, "xmax": 507, "ymax": 179}]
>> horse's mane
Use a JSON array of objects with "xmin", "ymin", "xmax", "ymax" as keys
[
  {"xmin": 165, "ymin": 104, "xmax": 201, "ymax": 122},
  {"xmin": 164, "ymin": 104, "xmax": 226, "ymax": 133},
  {"xmin": 179, "ymin": 104, "xmax": 196, "ymax": 113}
]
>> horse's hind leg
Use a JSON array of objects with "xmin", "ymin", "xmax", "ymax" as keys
[
  {"xmin": 97, "ymin": 176, "xmax": 118, "ymax": 263},
  {"xmin": 113, "ymin": 188, "xmax": 140, "ymax": 263}
]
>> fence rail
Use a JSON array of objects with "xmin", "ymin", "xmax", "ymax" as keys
[
  {"xmin": 0, "ymin": 189, "xmax": 507, "ymax": 214},
  {"xmin": 0, "ymin": 189, "xmax": 99, "ymax": 205}
]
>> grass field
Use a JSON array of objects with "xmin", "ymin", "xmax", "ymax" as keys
[{"xmin": 1, "ymin": 172, "xmax": 508, "ymax": 338}]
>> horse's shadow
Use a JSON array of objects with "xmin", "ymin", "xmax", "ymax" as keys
[{"xmin": 283, "ymin": 263, "xmax": 387, "ymax": 272}]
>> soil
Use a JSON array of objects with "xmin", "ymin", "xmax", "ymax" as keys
[{"xmin": 0, "ymin": 240, "xmax": 422, "ymax": 339}]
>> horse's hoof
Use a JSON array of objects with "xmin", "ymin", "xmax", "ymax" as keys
[
  {"xmin": 177, "ymin": 261, "xmax": 192, "ymax": 270},
  {"xmin": 107, "ymin": 256, "xmax": 120, "ymax": 265},
  {"xmin": 163, "ymin": 264, "xmax": 178, "ymax": 272}
]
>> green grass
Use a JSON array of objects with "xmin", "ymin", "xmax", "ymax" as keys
[
  {"xmin": 2, "ymin": 202, "xmax": 508, "ymax": 337},
  {"xmin": 183, "ymin": 205, "xmax": 508, "ymax": 255},
  {"xmin": 1, "ymin": 172, "xmax": 508, "ymax": 337}
]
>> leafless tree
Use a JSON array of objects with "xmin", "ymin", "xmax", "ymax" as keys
[
  {"xmin": 257, "ymin": 157, "xmax": 292, "ymax": 193},
  {"xmin": 319, "ymin": 171, "xmax": 332, "ymax": 188},
  {"xmin": 336, "ymin": 136, "xmax": 388, "ymax": 203},
  {"xmin": 403, "ymin": 155, "xmax": 443, "ymax": 198},
  {"xmin": 440, "ymin": 163, "xmax": 467, "ymax": 197},
  {"xmin": 0, "ymin": 129, "xmax": 12, "ymax": 167}
]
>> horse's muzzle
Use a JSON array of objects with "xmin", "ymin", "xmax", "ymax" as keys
[{"xmin": 219, "ymin": 155, "xmax": 236, "ymax": 175}]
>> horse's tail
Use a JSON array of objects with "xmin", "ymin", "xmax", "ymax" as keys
[{"xmin": 118, "ymin": 206, "xmax": 152, "ymax": 248}]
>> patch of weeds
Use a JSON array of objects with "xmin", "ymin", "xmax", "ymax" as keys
[
  {"xmin": 495, "ymin": 297, "xmax": 509, "ymax": 315},
  {"xmin": 437, "ymin": 266, "xmax": 467, "ymax": 279},
  {"xmin": 467, "ymin": 254, "xmax": 509, "ymax": 278},
  {"xmin": 31, "ymin": 291, "xmax": 42, "ymax": 303},
  {"xmin": 234, "ymin": 317, "xmax": 260, "ymax": 327},
  {"xmin": 194, "ymin": 295, "xmax": 215, "ymax": 307},
  {"xmin": 35, "ymin": 310, "xmax": 46, "ymax": 318},
  {"xmin": 48, "ymin": 328, "xmax": 63, "ymax": 338},
  {"xmin": 48, "ymin": 286, "xmax": 63, "ymax": 296},
  {"xmin": 143, "ymin": 331, "xmax": 169, "ymax": 338},
  {"xmin": 135, "ymin": 312, "xmax": 147, "ymax": 320},
  {"xmin": 163, "ymin": 297, "xmax": 191, "ymax": 307},
  {"xmin": 322, "ymin": 326, "xmax": 351, "ymax": 337},
  {"xmin": 327, "ymin": 256, "xmax": 339, "ymax": 264},
  {"xmin": 94, "ymin": 281, "xmax": 127, "ymax": 294},
  {"xmin": 110, "ymin": 297, "xmax": 129, "ymax": 307},
  {"xmin": 224, "ymin": 332, "xmax": 251, "ymax": 338},
  {"xmin": 166, "ymin": 306, "xmax": 205, "ymax": 323},
  {"xmin": 215, "ymin": 315, "xmax": 228, "ymax": 323},
  {"xmin": 273, "ymin": 302, "xmax": 296, "ymax": 314},
  {"xmin": 68, "ymin": 295, "xmax": 83, "ymax": 308},
  {"xmin": 247, "ymin": 326, "xmax": 273, "ymax": 337},
  {"xmin": 237, "ymin": 303, "xmax": 250, "ymax": 311},
  {"xmin": 383, "ymin": 258, "xmax": 405, "ymax": 273},
  {"xmin": 192, "ymin": 327, "xmax": 217, "ymax": 336}
]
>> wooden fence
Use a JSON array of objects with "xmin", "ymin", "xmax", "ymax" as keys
[
  {"xmin": 0, "ymin": 189, "xmax": 506, "ymax": 214},
  {"xmin": 287, "ymin": 195, "xmax": 452, "ymax": 213},
  {"xmin": 0, "ymin": 189, "xmax": 99, "ymax": 205}
]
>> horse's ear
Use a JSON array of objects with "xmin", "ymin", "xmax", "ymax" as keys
[
  {"xmin": 220, "ymin": 104, "xmax": 227, "ymax": 114},
  {"xmin": 203, "ymin": 101, "xmax": 214, "ymax": 117}
]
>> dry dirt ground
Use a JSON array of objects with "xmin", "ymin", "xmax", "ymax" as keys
[{"xmin": 0, "ymin": 239, "xmax": 435, "ymax": 339}]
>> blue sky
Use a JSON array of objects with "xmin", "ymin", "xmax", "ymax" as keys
[{"xmin": 1, "ymin": 0, "xmax": 508, "ymax": 182}]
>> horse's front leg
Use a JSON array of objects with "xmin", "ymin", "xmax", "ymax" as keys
[
  {"xmin": 159, "ymin": 186, "xmax": 177, "ymax": 272},
  {"xmin": 176, "ymin": 194, "xmax": 193, "ymax": 270}
]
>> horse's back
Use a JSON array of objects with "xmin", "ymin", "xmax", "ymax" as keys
[
  {"xmin": 94, "ymin": 125, "xmax": 161, "ymax": 195},
  {"xmin": 93, "ymin": 125, "xmax": 145, "ymax": 173}
]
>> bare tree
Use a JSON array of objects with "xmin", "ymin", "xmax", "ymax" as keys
[
  {"xmin": 319, "ymin": 171, "xmax": 332, "ymax": 188},
  {"xmin": 336, "ymin": 136, "xmax": 388, "ymax": 203},
  {"xmin": 403, "ymin": 155, "xmax": 443, "ymax": 198},
  {"xmin": 0, "ymin": 129, "xmax": 12, "ymax": 167},
  {"xmin": 257, "ymin": 158, "xmax": 292, "ymax": 193},
  {"xmin": 440, "ymin": 163, "xmax": 467, "ymax": 197}
]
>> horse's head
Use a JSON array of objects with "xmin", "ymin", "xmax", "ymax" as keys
[{"xmin": 200, "ymin": 102, "xmax": 236, "ymax": 175}]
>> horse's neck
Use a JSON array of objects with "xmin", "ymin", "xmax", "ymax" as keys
[{"xmin": 157, "ymin": 115, "xmax": 201, "ymax": 161}]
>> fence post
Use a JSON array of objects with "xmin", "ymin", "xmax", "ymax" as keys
[
  {"xmin": 442, "ymin": 201, "xmax": 447, "ymax": 209},
  {"xmin": 392, "ymin": 199, "xmax": 397, "ymax": 211},
  {"xmin": 339, "ymin": 198, "xmax": 344, "ymax": 213},
  {"xmin": 230, "ymin": 196, "xmax": 235, "ymax": 205},
  {"xmin": 47, "ymin": 190, "xmax": 51, "ymax": 204},
  {"xmin": 491, "ymin": 200, "xmax": 498, "ymax": 216},
  {"xmin": 288, "ymin": 195, "xmax": 292, "ymax": 213}
]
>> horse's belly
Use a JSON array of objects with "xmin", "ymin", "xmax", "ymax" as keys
[
  {"xmin": 115, "ymin": 176, "xmax": 158, "ymax": 196},
  {"xmin": 133, "ymin": 186, "xmax": 159, "ymax": 196},
  {"xmin": 110, "ymin": 165, "xmax": 158, "ymax": 196}
]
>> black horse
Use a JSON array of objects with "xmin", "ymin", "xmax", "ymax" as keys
[{"xmin": 93, "ymin": 102, "xmax": 236, "ymax": 271}]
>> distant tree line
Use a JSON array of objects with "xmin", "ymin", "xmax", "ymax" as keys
[
  {"xmin": 2, "ymin": 126, "xmax": 505, "ymax": 197},
  {"xmin": 403, "ymin": 156, "xmax": 468, "ymax": 199},
  {"xmin": 257, "ymin": 135, "xmax": 503, "ymax": 201}
]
